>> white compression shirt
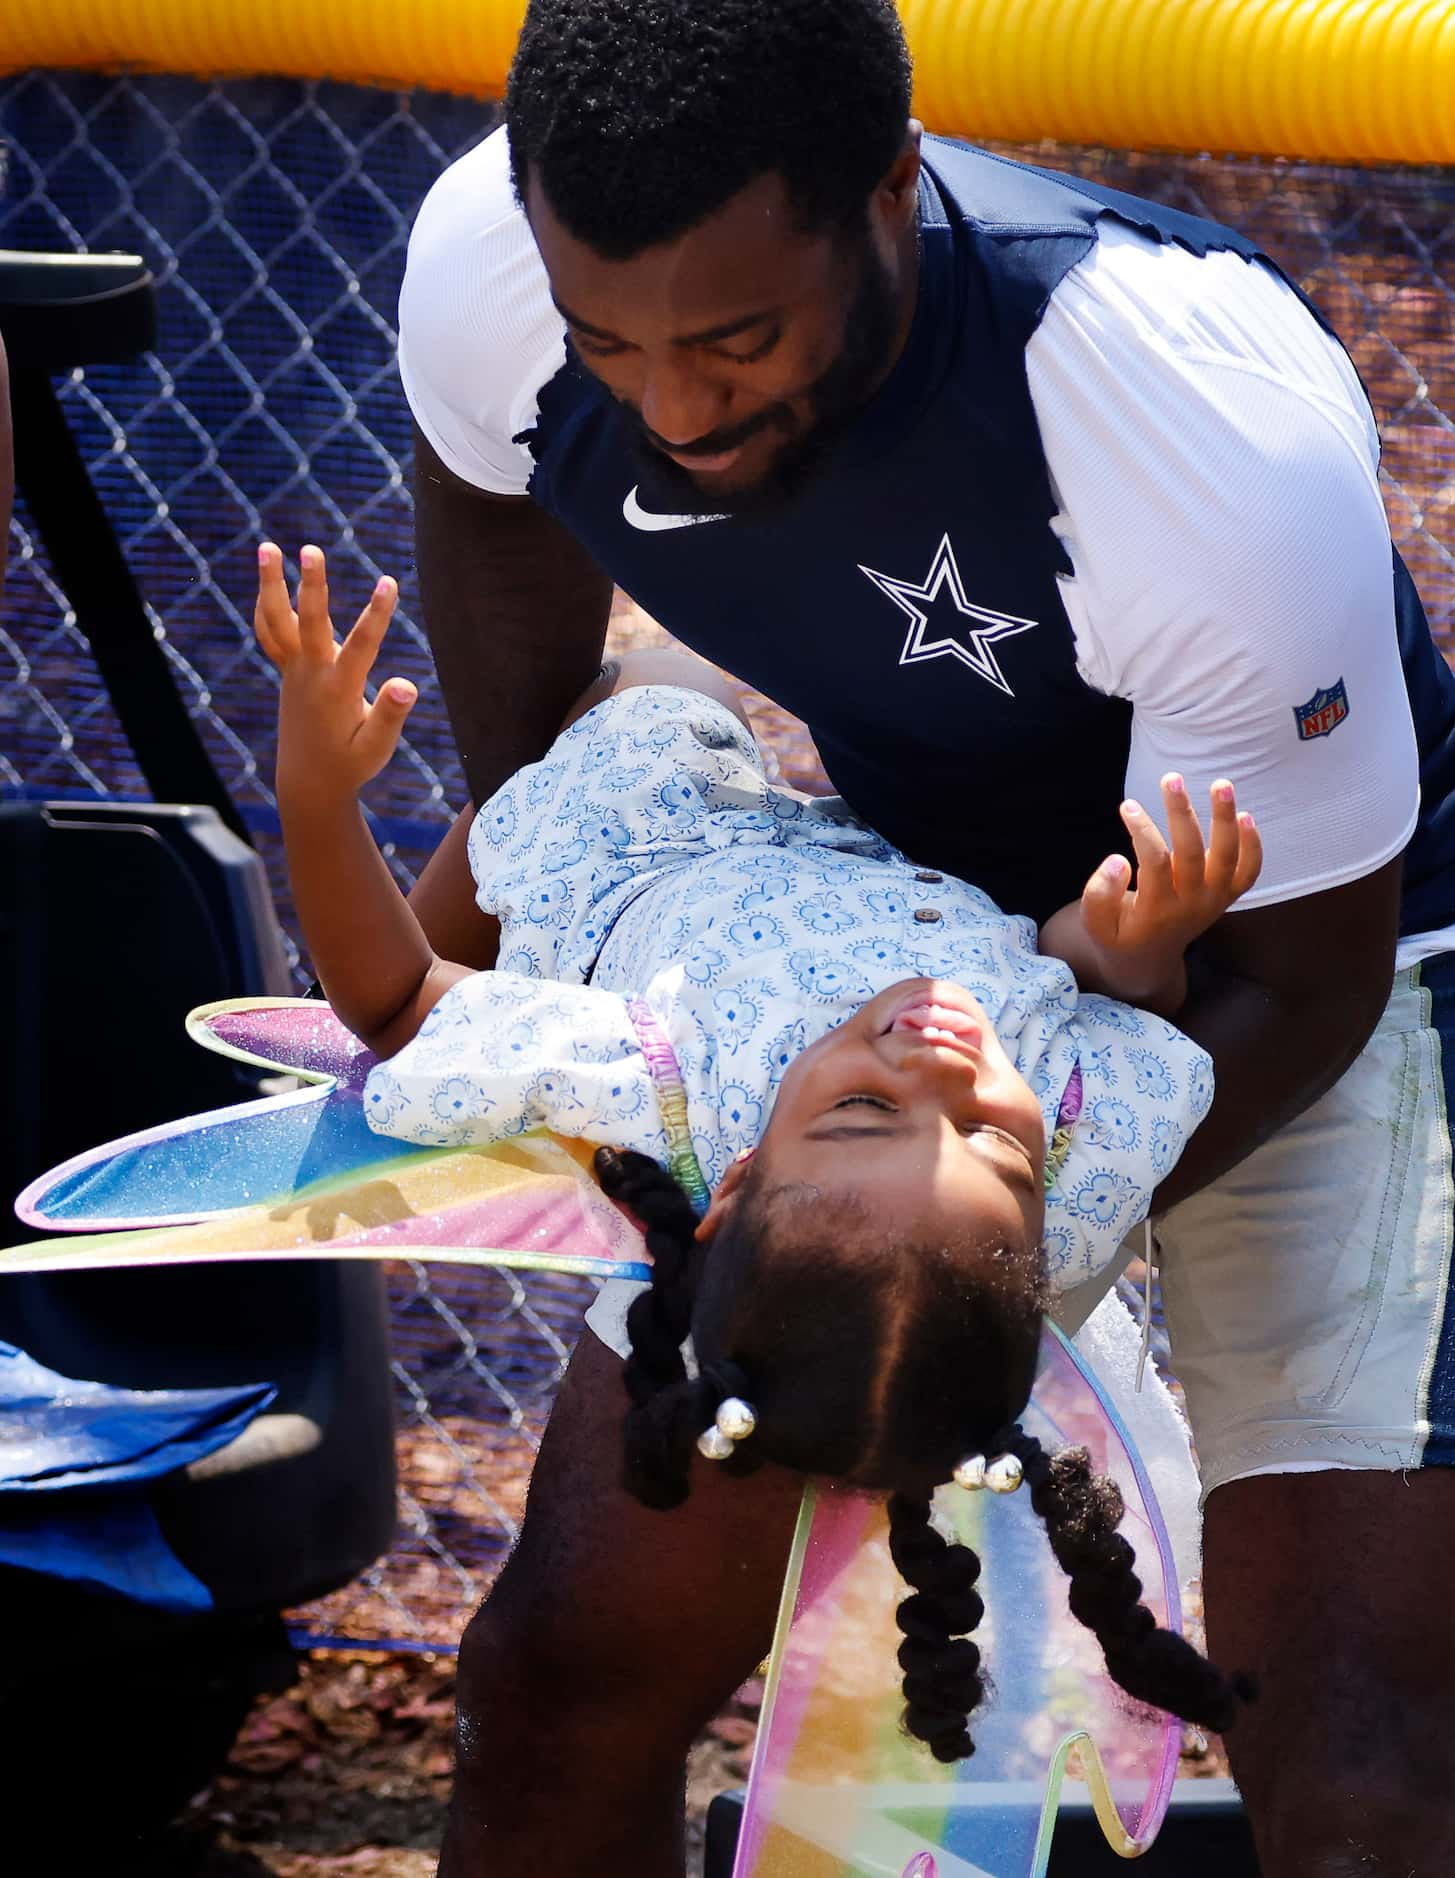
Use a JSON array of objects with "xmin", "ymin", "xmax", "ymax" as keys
[
  {"xmin": 1025, "ymin": 219, "xmax": 1426, "ymax": 949},
  {"xmin": 397, "ymin": 130, "xmax": 557, "ymax": 498},
  {"xmin": 399, "ymin": 130, "xmax": 1434, "ymax": 950}
]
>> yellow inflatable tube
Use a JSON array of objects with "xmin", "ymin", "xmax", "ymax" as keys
[
  {"xmin": 906, "ymin": 0, "xmax": 1455, "ymax": 166},
  {"xmin": 1, "ymin": 0, "xmax": 1453, "ymax": 166}
]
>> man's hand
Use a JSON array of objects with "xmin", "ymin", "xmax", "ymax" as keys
[
  {"xmin": 1040, "ymin": 774, "xmax": 1263, "ymax": 1015},
  {"xmin": 255, "ymin": 543, "xmax": 416, "ymax": 803}
]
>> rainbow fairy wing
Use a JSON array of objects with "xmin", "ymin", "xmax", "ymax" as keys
[
  {"xmin": 15, "ymin": 1080, "xmax": 422, "ymax": 1232},
  {"xmin": 186, "ymin": 996, "xmax": 379, "ymax": 1087},
  {"xmin": 734, "ymin": 1324, "xmax": 1180, "ymax": 1878},
  {"xmin": 17, "ymin": 998, "xmax": 399, "ymax": 1231},
  {"xmin": 8, "ymin": 997, "xmax": 650, "ymax": 1281},
  {"xmin": 0, "ymin": 1131, "xmax": 650, "ymax": 1281}
]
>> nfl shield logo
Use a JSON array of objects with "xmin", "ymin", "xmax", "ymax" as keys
[{"xmin": 1293, "ymin": 678, "xmax": 1350, "ymax": 741}]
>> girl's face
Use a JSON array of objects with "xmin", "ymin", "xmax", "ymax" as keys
[{"xmin": 703, "ymin": 978, "xmax": 1046, "ymax": 1258}]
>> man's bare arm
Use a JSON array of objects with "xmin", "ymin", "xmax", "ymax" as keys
[
  {"xmin": 407, "ymin": 804, "xmax": 494, "ymax": 968},
  {"xmin": 408, "ymin": 424, "xmax": 614, "ymax": 963},
  {"xmin": 1152, "ymin": 856, "xmax": 1402, "ymax": 1211}
]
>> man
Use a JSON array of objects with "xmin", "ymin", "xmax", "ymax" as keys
[{"xmin": 398, "ymin": 3, "xmax": 1455, "ymax": 1873}]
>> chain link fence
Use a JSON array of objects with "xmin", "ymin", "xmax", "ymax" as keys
[{"xmin": 2, "ymin": 69, "xmax": 1453, "ymax": 1647}]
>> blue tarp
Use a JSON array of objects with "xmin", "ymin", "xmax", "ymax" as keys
[{"xmin": 0, "ymin": 1342, "xmax": 276, "ymax": 1609}]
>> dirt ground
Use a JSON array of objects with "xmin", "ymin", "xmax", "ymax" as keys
[
  {"xmin": 158, "ymin": 1649, "xmax": 760, "ymax": 1878},
  {"xmin": 155, "ymin": 1640, "xmax": 1227, "ymax": 1878}
]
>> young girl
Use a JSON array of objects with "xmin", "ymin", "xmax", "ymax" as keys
[{"xmin": 256, "ymin": 545, "xmax": 1261, "ymax": 1761}]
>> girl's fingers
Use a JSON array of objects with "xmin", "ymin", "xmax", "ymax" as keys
[
  {"xmin": 253, "ymin": 542, "xmax": 297, "ymax": 662},
  {"xmin": 1204, "ymin": 780, "xmax": 1242, "ymax": 896},
  {"xmin": 1121, "ymin": 798, "xmax": 1173, "ymax": 901},
  {"xmin": 337, "ymin": 576, "xmax": 399, "ymax": 689},
  {"xmin": 295, "ymin": 545, "xmax": 334, "ymax": 659},
  {"xmin": 1081, "ymin": 853, "xmax": 1131, "ymax": 948},
  {"xmin": 1161, "ymin": 773, "xmax": 1205, "ymax": 893},
  {"xmin": 352, "ymin": 678, "xmax": 417, "ymax": 776},
  {"xmin": 1230, "ymin": 811, "xmax": 1264, "ymax": 900}
]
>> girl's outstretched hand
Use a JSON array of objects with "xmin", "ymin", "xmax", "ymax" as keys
[
  {"xmin": 255, "ymin": 542, "xmax": 416, "ymax": 800},
  {"xmin": 1039, "ymin": 775, "xmax": 1263, "ymax": 1016},
  {"xmin": 1081, "ymin": 775, "xmax": 1263, "ymax": 966}
]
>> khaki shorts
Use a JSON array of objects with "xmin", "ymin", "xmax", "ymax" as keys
[{"xmin": 1068, "ymin": 958, "xmax": 1455, "ymax": 1500}]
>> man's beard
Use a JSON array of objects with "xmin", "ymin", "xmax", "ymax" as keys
[{"xmin": 618, "ymin": 233, "xmax": 903, "ymax": 519}]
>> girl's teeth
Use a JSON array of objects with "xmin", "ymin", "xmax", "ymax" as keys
[
  {"xmin": 888, "ymin": 1001, "xmax": 982, "ymax": 1049},
  {"xmin": 894, "ymin": 1002, "xmax": 978, "ymax": 1034}
]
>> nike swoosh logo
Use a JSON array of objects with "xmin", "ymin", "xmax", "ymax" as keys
[{"xmin": 623, "ymin": 486, "xmax": 728, "ymax": 532}]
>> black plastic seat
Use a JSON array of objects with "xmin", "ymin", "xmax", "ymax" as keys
[
  {"xmin": 0, "ymin": 247, "xmax": 155, "ymax": 370},
  {"xmin": 0, "ymin": 800, "xmax": 400, "ymax": 1615}
]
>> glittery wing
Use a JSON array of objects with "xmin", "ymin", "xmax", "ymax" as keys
[
  {"xmin": 9, "ymin": 997, "xmax": 650, "ymax": 1281},
  {"xmin": 733, "ymin": 1324, "xmax": 1181, "ymax": 1878},
  {"xmin": 0, "ymin": 1131, "xmax": 650, "ymax": 1281},
  {"xmin": 16, "ymin": 999, "xmax": 394, "ymax": 1231},
  {"xmin": 15, "ymin": 1080, "xmax": 423, "ymax": 1232},
  {"xmin": 187, "ymin": 996, "xmax": 379, "ymax": 1087}
]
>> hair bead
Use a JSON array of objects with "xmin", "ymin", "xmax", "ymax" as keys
[{"xmin": 715, "ymin": 1396, "xmax": 757, "ymax": 1441}]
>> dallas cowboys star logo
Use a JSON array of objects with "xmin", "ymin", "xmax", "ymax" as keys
[{"xmin": 858, "ymin": 533, "xmax": 1037, "ymax": 695}]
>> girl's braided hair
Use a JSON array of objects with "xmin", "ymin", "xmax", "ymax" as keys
[{"xmin": 596, "ymin": 1146, "xmax": 1254, "ymax": 1760}]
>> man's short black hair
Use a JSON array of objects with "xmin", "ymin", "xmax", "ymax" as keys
[{"xmin": 505, "ymin": 0, "xmax": 913, "ymax": 259}]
